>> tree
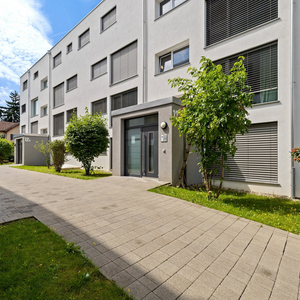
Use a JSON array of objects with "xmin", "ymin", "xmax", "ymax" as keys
[
  {"xmin": 50, "ymin": 140, "xmax": 68, "ymax": 172},
  {"xmin": 0, "ymin": 91, "xmax": 20, "ymax": 122},
  {"xmin": 34, "ymin": 140, "xmax": 51, "ymax": 168},
  {"xmin": 0, "ymin": 139, "xmax": 14, "ymax": 164},
  {"xmin": 65, "ymin": 108, "xmax": 109, "ymax": 175},
  {"xmin": 169, "ymin": 56, "xmax": 253, "ymax": 199}
]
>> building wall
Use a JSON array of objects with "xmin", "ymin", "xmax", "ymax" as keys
[
  {"xmin": 0, "ymin": 126, "xmax": 19, "ymax": 142},
  {"xmin": 19, "ymin": 0, "xmax": 297, "ymax": 197}
]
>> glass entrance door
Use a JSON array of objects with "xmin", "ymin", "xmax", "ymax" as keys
[{"xmin": 125, "ymin": 128, "xmax": 141, "ymax": 176}]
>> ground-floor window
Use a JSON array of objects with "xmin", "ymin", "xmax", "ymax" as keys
[{"xmin": 222, "ymin": 122, "xmax": 278, "ymax": 184}]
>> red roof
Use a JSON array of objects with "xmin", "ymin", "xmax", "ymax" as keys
[{"xmin": 0, "ymin": 121, "xmax": 20, "ymax": 132}]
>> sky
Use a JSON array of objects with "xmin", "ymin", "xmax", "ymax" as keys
[{"xmin": 0, "ymin": 0, "xmax": 102, "ymax": 106}]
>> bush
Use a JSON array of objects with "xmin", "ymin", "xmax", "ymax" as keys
[
  {"xmin": 0, "ymin": 139, "xmax": 14, "ymax": 164},
  {"xmin": 50, "ymin": 140, "xmax": 68, "ymax": 172},
  {"xmin": 65, "ymin": 108, "xmax": 109, "ymax": 175},
  {"xmin": 34, "ymin": 140, "xmax": 51, "ymax": 168}
]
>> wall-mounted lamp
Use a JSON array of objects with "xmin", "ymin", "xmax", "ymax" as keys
[{"xmin": 160, "ymin": 121, "xmax": 167, "ymax": 129}]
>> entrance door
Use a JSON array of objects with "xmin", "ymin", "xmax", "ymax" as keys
[
  {"xmin": 17, "ymin": 139, "xmax": 22, "ymax": 164},
  {"xmin": 142, "ymin": 126, "xmax": 158, "ymax": 178}
]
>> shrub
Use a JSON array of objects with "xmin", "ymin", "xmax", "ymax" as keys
[
  {"xmin": 65, "ymin": 108, "xmax": 109, "ymax": 175},
  {"xmin": 34, "ymin": 140, "xmax": 51, "ymax": 168},
  {"xmin": 50, "ymin": 140, "xmax": 68, "ymax": 172},
  {"xmin": 0, "ymin": 139, "xmax": 14, "ymax": 164},
  {"xmin": 291, "ymin": 147, "xmax": 300, "ymax": 163}
]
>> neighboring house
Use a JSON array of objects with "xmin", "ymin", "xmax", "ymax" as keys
[
  {"xmin": 0, "ymin": 121, "xmax": 20, "ymax": 141},
  {"xmin": 19, "ymin": 0, "xmax": 300, "ymax": 198}
]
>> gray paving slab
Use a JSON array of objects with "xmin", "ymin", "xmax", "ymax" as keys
[{"xmin": 0, "ymin": 165, "xmax": 300, "ymax": 300}]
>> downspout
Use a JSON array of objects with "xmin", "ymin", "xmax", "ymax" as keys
[
  {"xmin": 291, "ymin": 0, "xmax": 296, "ymax": 198},
  {"xmin": 48, "ymin": 50, "xmax": 51, "ymax": 141},
  {"xmin": 142, "ymin": 0, "xmax": 147, "ymax": 103},
  {"xmin": 27, "ymin": 70, "xmax": 30, "ymax": 133}
]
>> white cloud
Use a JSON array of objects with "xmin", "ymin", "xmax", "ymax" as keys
[
  {"xmin": 0, "ymin": 86, "xmax": 13, "ymax": 106},
  {"xmin": 0, "ymin": 0, "xmax": 52, "ymax": 85}
]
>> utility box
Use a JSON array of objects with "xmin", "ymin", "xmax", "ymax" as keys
[{"xmin": 14, "ymin": 134, "xmax": 49, "ymax": 166}]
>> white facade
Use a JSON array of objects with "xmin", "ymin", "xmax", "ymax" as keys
[{"xmin": 20, "ymin": 0, "xmax": 300, "ymax": 198}]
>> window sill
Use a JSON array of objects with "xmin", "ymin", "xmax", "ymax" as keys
[
  {"xmin": 100, "ymin": 21, "xmax": 117, "ymax": 34},
  {"xmin": 53, "ymin": 104, "xmax": 65, "ymax": 109},
  {"xmin": 110, "ymin": 74, "xmax": 138, "ymax": 86},
  {"xmin": 251, "ymin": 100, "xmax": 280, "ymax": 108},
  {"xmin": 204, "ymin": 18, "xmax": 281, "ymax": 49},
  {"xmin": 67, "ymin": 50, "xmax": 73, "ymax": 55},
  {"xmin": 31, "ymin": 115, "xmax": 38, "ymax": 118},
  {"xmin": 41, "ymin": 87, "xmax": 48, "ymax": 92},
  {"xmin": 53, "ymin": 62, "xmax": 62, "ymax": 69},
  {"xmin": 41, "ymin": 115, "xmax": 48, "ymax": 118},
  {"xmin": 155, "ymin": 62, "xmax": 190, "ymax": 76},
  {"xmin": 66, "ymin": 86, "xmax": 78, "ymax": 93},
  {"xmin": 78, "ymin": 41, "xmax": 90, "ymax": 51},
  {"xmin": 91, "ymin": 72, "xmax": 107, "ymax": 81},
  {"xmin": 155, "ymin": 0, "xmax": 190, "ymax": 21}
]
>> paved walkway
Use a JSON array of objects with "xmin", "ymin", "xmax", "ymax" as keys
[{"xmin": 0, "ymin": 166, "xmax": 300, "ymax": 300}]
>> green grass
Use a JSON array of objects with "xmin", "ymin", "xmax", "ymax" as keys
[
  {"xmin": 150, "ymin": 185, "xmax": 300, "ymax": 235},
  {"xmin": 0, "ymin": 162, "xmax": 14, "ymax": 166},
  {"xmin": 11, "ymin": 165, "xmax": 112, "ymax": 180},
  {"xmin": 0, "ymin": 218, "xmax": 131, "ymax": 300}
]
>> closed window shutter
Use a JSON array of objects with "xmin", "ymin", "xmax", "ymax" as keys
[
  {"xmin": 215, "ymin": 42, "xmax": 278, "ymax": 104},
  {"xmin": 92, "ymin": 58, "xmax": 107, "ymax": 78},
  {"xmin": 54, "ymin": 113, "xmax": 64, "ymax": 136},
  {"xmin": 31, "ymin": 122, "xmax": 38, "ymax": 134},
  {"xmin": 79, "ymin": 29, "xmax": 90, "ymax": 48},
  {"xmin": 53, "ymin": 53, "xmax": 61, "ymax": 67},
  {"xmin": 54, "ymin": 83, "xmax": 64, "ymax": 107},
  {"xmin": 92, "ymin": 98, "xmax": 107, "ymax": 114},
  {"xmin": 111, "ymin": 41, "xmax": 137, "ymax": 84},
  {"xmin": 67, "ymin": 75, "xmax": 77, "ymax": 91},
  {"xmin": 222, "ymin": 122, "xmax": 278, "ymax": 184},
  {"xmin": 206, "ymin": 0, "xmax": 278, "ymax": 46},
  {"xmin": 102, "ymin": 7, "xmax": 116, "ymax": 31}
]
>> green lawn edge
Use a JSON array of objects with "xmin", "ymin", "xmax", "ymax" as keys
[
  {"xmin": 0, "ymin": 218, "xmax": 132, "ymax": 300},
  {"xmin": 149, "ymin": 185, "xmax": 300, "ymax": 235},
  {"xmin": 11, "ymin": 165, "xmax": 112, "ymax": 180}
]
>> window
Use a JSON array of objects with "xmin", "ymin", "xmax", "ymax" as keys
[
  {"xmin": 214, "ymin": 42, "xmax": 278, "ymax": 104},
  {"xmin": 31, "ymin": 98, "xmax": 38, "ymax": 117},
  {"xmin": 111, "ymin": 41, "xmax": 137, "ymax": 84},
  {"xmin": 10, "ymin": 134, "xmax": 17, "ymax": 140},
  {"xmin": 33, "ymin": 71, "xmax": 39, "ymax": 80},
  {"xmin": 21, "ymin": 104, "xmax": 26, "ymax": 114},
  {"xmin": 53, "ymin": 52, "xmax": 62, "ymax": 68},
  {"xmin": 91, "ymin": 58, "xmax": 107, "ymax": 79},
  {"xmin": 41, "ymin": 128, "xmax": 48, "ymax": 134},
  {"xmin": 206, "ymin": 0, "xmax": 278, "ymax": 46},
  {"xmin": 67, "ymin": 43, "xmax": 73, "ymax": 53},
  {"xmin": 66, "ymin": 75, "xmax": 77, "ymax": 92},
  {"xmin": 92, "ymin": 99, "xmax": 107, "ymax": 115},
  {"xmin": 66, "ymin": 108, "xmax": 77, "ymax": 122},
  {"xmin": 53, "ymin": 83, "xmax": 64, "ymax": 108},
  {"xmin": 53, "ymin": 113, "xmax": 64, "ymax": 136},
  {"xmin": 217, "ymin": 122, "xmax": 278, "ymax": 184},
  {"xmin": 111, "ymin": 88, "xmax": 137, "ymax": 111},
  {"xmin": 41, "ymin": 106, "xmax": 48, "ymax": 117},
  {"xmin": 160, "ymin": 0, "xmax": 186, "ymax": 16},
  {"xmin": 0, "ymin": 134, "xmax": 5, "ymax": 139},
  {"xmin": 79, "ymin": 29, "xmax": 90, "ymax": 49},
  {"xmin": 101, "ymin": 7, "xmax": 116, "ymax": 32},
  {"xmin": 21, "ymin": 125, "xmax": 26, "ymax": 134},
  {"xmin": 41, "ymin": 77, "xmax": 48, "ymax": 90},
  {"xmin": 159, "ymin": 46, "xmax": 189, "ymax": 72},
  {"xmin": 23, "ymin": 80, "xmax": 28, "ymax": 91},
  {"xmin": 31, "ymin": 121, "xmax": 38, "ymax": 134}
]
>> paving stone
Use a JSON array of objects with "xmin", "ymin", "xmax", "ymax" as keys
[
  {"xmin": 127, "ymin": 280, "xmax": 151, "ymax": 300},
  {"xmin": 165, "ymin": 272, "xmax": 192, "ymax": 293},
  {"xmin": 177, "ymin": 265, "xmax": 200, "ymax": 282},
  {"xmin": 153, "ymin": 282, "xmax": 181, "ymax": 300},
  {"xmin": 99, "ymin": 262, "xmax": 122, "ymax": 278},
  {"xmin": 111, "ymin": 270, "xmax": 135, "ymax": 288}
]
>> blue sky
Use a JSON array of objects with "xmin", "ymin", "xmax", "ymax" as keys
[{"xmin": 0, "ymin": 0, "xmax": 102, "ymax": 106}]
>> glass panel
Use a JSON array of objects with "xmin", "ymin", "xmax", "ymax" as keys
[
  {"xmin": 173, "ymin": 46, "xmax": 189, "ymax": 68},
  {"xmin": 174, "ymin": 0, "xmax": 185, "ymax": 7},
  {"xmin": 126, "ymin": 114, "xmax": 158, "ymax": 128},
  {"xmin": 160, "ymin": 53, "xmax": 171, "ymax": 72},
  {"xmin": 160, "ymin": 0, "xmax": 172, "ymax": 15},
  {"xmin": 126, "ymin": 128, "xmax": 141, "ymax": 176},
  {"xmin": 148, "ymin": 132, "xmax": 154, "ymax": 173}
]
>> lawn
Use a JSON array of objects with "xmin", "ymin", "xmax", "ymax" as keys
[
  {"xmin": 150, "ymin": 185, "xmax": 300, "ymax": 235},
  {"xmin": 11, "ymin": 165, "xmax": 112, "ymax": 180},
  {"xmin": 0, "ymin": 218, "xmax": 131, "ymax": 300}
]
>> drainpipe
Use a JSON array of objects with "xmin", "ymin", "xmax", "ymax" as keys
[
  {"xmin": 48, "ymin": 50, "xmax": 51, "ymax": 141},
  {"xmin": 27, "ymin": 70, "xmax": 30, "ymax": 133},
  {"xmin": 142, "ymin": 0, "xmax": 147, "ymax": 103},
  {"xmin": 291, "ymin": 0, "xmax": 296, "ymax": 198}
]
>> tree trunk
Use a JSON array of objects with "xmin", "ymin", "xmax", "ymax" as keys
[{"xmin": 216, "ymin": 154, "xmax": 224, "ymax": 199}]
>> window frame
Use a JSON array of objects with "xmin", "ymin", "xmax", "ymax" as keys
[
  {"xmin": 53, "ymin": 52, "xmax": 62, "ymax": 68},
  {"xmin": 23, "ymin": 80, "xmax": 28, "ymax": 91},
  {"xmin": 92, "ymin": 98, "xmax": 107, "ymax": 115},
  {"xmin": 159, "ymin": 45, "xmax": 190, "ymax": 73},
  {"xmin": 66, "ymin": 108, "xmax": 77, "ymax": 123},
  {"xmin": 31, "ymin": 121, "xmax": 38, "ymax": 134},
  {"xmin": 33, "ymin": 71, "xmax": 39, "ymax": 80},
  {"xmin": 101, "ymin": 6, "xmax": 117, "ymax": 32},
  {"xmin": 21, "ymin": 125, "xmax": 26, "ymax": 134},
  {"xmin": 91, "ymin": 58, "xmax": 107, "ymax": 80},
  {"xmin": 41, "ymin": 77, "xmax": 48, "ymax": 91},
  {"xmin": 31, "ymin": 98, "xmax": 38, "ymax": 117},
  {"xmin": 53, "ymin": 82, "xmax": 65, "ymax": 108},
  {"xmin": 41, "ymin": 105, "xmax": 48, "ymax": 117},
  {"xmin": 111, "ymin": 88, "xmax": 138, "ymax": 112},
  {"xmin": 21, "ymin": 104, "xmax": 26, "ymax": 114},
  {"xmin": 53, "ymin": 112, "xmax": 65, "ymax": 137},
  {"xmin": 67, "ymin": 43, "xmax": 73, "ymax": 54},
  {"xmin": 158, "ymin": 0, "xmax": 188, "ymax": 17},
  {"xmin": 78, "ymin": 28, "xmax": 90, "ymax": 49},
  {"xmin": 66, "ymin": 74, "xmax": 78, "ymax": 92}
]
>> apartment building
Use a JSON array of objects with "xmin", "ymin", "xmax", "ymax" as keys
[{"xmin": 19, "ymin": 0, "xmax": 300, "ymax": 198}]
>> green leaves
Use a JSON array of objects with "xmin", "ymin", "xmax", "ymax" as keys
[{"xmin": 0, "ymin": 139, "xmax": 13, "ymax": 164}]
